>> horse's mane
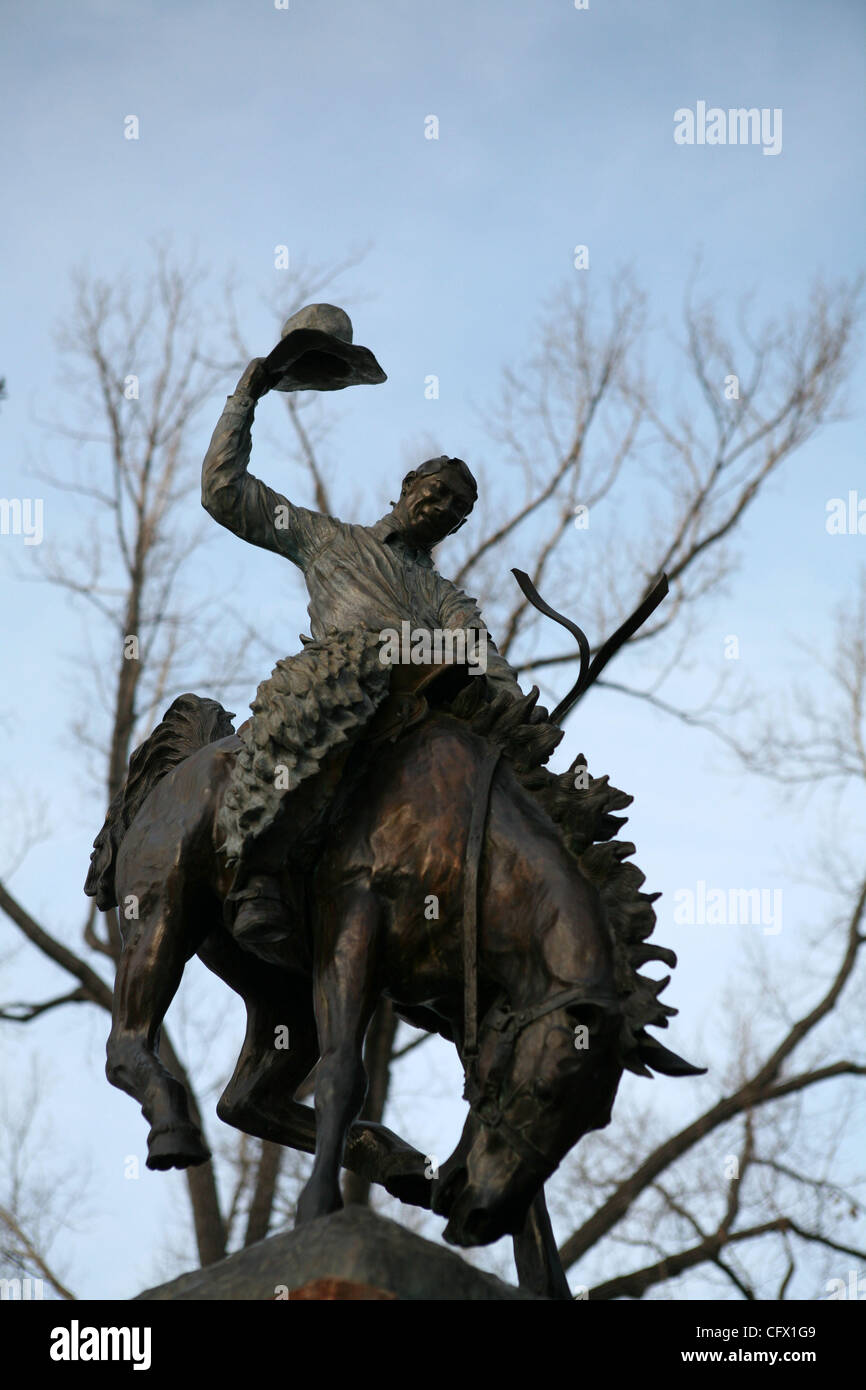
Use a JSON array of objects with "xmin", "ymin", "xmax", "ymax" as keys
[
  {"xmin": 445, "ymin": 679, "xmax": 686, "ymax": 1078},
  {"xmin": 84, "ymin": 695, "xmax": 236, "ymax": 910}
]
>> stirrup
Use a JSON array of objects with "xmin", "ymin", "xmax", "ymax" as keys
[{"xmin": 226, "ymin": 874, "xmax": 284, "ymax": 906}]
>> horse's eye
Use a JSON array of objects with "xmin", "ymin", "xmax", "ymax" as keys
[{"xmin": 532, "ymin": 1079, "xmax": 554, "ymax": 1103}]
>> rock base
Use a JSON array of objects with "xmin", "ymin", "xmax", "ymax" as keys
[{"xmin": 135, "ymin": 1206, "xmax": 541, "ymax": 1301}]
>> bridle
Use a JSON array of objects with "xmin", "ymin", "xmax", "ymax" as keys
[
  {"xmin": 460, "ymin": 745, "xmax": 618, "ymax": 1180},
  {"xmin": 463, "ymin": 986, "xmax": 617, "ymax": 1182}
]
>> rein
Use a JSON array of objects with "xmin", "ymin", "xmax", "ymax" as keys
[
  {"xmin": 459, "ymin": 741, "xmax": 618, "ymax": 1177},
  {"xmin": 461, "ymin": 746, "xmax": 502, "ymax": 1059}
]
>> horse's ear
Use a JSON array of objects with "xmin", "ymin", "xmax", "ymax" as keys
[{"xmin": 637, "ymin": 1034, "xmax": 706, "ymax": 1077}]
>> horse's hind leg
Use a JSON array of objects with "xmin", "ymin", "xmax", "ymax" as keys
[
  {"xmin": 296, "ymin": 883, "xmax": 382, "ymax": 1225},
  {"xmin": 205, "ymin": 938, "xmax": 321, "ymax": 1141},
  {"xmin": 106, "ymin": 888, "xmax": 210, "ymax": 1170},
  {"xmin": 197, "ymin": 926, "xmax": 430, "ymax": 1205}
]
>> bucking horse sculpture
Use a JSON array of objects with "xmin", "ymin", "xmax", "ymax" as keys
[{"xmin": 85, "ymin": 305, "xmax": 703, "ymax": 1300}]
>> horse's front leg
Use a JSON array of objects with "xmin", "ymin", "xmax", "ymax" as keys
[
  {"xmin": 296, "ymin": 882, "xmax": 382, "ymax": 1226},
  {"xmin": 513, "ymin": 1188, "xmax": 572, "ymax": 1300}
]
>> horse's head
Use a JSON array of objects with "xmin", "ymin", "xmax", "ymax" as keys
[{"xmin": 434, "ymin": 994, "xmax": 622, "ymax": 1247}]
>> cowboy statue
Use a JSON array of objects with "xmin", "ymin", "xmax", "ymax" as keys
[
  {"xmin": 203, "ymin": 304, "xmax": 525, "ymax": 947},
  {"xmin": 85, "ymin": 301, "xmax": 699, "ymax": 1296}
]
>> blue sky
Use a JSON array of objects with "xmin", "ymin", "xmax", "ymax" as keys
[{"xmin": 1, "ymin": 0, "xmax": 864, "ymax": 1299}]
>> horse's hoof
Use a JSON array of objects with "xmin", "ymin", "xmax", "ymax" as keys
[
  {"xmin": 146, "ymin": 1124, "xmax": 211, "ymax": 1171},
  {"xmin": 383, "ymin": 1167, "xmax": 434, "ymax": 1210}
]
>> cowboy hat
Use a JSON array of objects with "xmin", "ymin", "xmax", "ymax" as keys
[{"xmin": 264, "ymin": 303, "xmax": 387, "ymax": 392}]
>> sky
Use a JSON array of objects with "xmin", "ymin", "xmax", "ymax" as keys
[{"xmin": 1, "ymin": 0, "xmax": 864, "ymax": 1300}]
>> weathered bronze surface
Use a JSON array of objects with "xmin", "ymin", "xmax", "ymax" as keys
[
  {"xmin": 264, "ymin": 303, "xmax": 387, "ymax": 393},
  {"xmin": 87, "ymin": 305, "xmax": 702, "ymax": 1300}
]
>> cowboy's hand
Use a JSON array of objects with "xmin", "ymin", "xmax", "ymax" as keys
[{"xmin": 235, "ymin": 357, "xmax": 273, "ymax": 402}]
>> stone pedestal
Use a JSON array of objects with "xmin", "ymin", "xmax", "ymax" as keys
[{"xmin": 135, "ymin": 1206, "xmax": 542, "ymax": 1301}]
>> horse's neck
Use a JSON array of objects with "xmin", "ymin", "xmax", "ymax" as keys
[
  {"xmin": 479, "ymin": 764, "xmax": 604, "ymax": 1011},
  {"xmin": 339, "ymin": 710, "xmax": 603, "ymax": 1008}
]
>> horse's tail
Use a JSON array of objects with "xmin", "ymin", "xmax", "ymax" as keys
[{"xmin": 84, "ymin": 694, "xmax": 235, "ymax": 911}]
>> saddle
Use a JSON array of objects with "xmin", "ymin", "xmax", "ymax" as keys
[
  {"xmin": 227, "ymin": 657, "xmax": 482, "ymax": 964},
  {"xmin": 368, "ymin": 657, "xmax": 478, "ymax": 745}
]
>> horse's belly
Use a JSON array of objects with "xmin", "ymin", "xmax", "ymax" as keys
[{"xmin": 379, "ymin": 916, "xmax": 458, "ymax": 1010}]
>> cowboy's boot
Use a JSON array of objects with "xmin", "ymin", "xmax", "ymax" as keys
[{"xmin": 227, "ymin": 873, "xmax": 289, "ymax": 945}]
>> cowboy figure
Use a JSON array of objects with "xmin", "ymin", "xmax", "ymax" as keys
[{"xmin": 202, "ymin": 305, "xmax": 525, "ymax": 945}]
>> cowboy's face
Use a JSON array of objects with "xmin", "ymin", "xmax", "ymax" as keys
[{"xmin": 400, "ymin": 470, "xmax": 473, "ymax": 546}]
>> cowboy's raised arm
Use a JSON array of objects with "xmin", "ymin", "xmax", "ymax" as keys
[{"xmin": 201, "ymin": 358, "xmax": 335, "ymax": 569}]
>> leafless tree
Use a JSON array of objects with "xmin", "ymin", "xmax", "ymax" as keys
[
  {"xmin": 1, "ymin": 259, "xmax": 862, "ymax": 1296},
  {"xmin": 0, "ymin": 1063, "xmax": 81, "ymax": 1299}
]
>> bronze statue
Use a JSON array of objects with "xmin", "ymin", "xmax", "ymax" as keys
[{"xmin": 85, "ymin": 305, "xmax": 702, "ymax": 1299}]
